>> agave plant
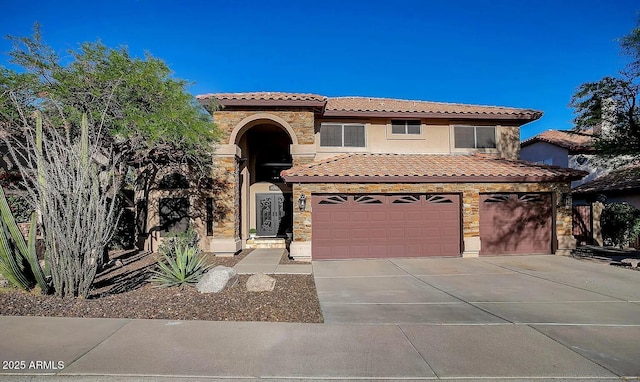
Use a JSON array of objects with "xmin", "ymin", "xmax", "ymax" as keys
[
  {"xmin": 0, "ymin": 187, "xmax": 49, "ymax": 293},
  {"xmin": 150, "ymin": 244, "xmax": 211, "ymax": 288}
]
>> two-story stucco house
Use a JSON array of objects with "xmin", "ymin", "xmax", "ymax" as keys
[{"xmin": 144, "ymin": 92, "xmax": 586, "ymax": 260}]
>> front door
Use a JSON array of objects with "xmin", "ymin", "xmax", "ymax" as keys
[{"xmin": 256, "ymin": 193, "xmax": 291, "ymax": 236}]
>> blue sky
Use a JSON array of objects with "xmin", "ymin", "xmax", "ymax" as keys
[{"xmin": 1, "ymin": 0, "xmax": 638, "ymax": 139}]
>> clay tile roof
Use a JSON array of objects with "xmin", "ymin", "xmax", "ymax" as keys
[
  {"xmin": 324, "ymin": 97, "xmax": 542, "ymax": 120},
  {"xmin": 521, "ymin": 130, "xmax": 595, "ymax": 152},
  {"xmin": 282, "ymin": 153, "xmax": 587, "ymax": 183},
  {"xmin": 195, "ymin": 92, "xmax": 542, "ymax": 121},
  {"xmin": 196, "ymin": 92, "xmax": 327, "ymax": 102},
  {"xmin": 573, "ymin": 164, "xmax": 640, "ymax": 194}
]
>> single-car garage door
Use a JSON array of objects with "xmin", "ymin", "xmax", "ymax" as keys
[
  {"xmin": 312, "ymin": 194, "xmax": 460, "ymax": 259},
  {"xmin": 480, "ymin": 193, "xmax": 552, "ymax": 255}
]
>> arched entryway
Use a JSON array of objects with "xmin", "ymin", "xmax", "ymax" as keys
[{"xmin": 235, "ymin": 121, "xmax": 294, "ymax": 241}]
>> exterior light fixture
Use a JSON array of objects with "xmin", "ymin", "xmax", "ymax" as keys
[{"xmin": 298, "ymin": 193, "xmax": 307, "ymax": 212}]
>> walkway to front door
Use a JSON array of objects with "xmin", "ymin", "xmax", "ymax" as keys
[{"xmin": 234, "ymin": 248, "xmax": 311, "ymax": 274}]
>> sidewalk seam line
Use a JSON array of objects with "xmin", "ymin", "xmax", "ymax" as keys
[
  {"xmin": 398, "ymin": 324, "xmax": 439, "ymax": 379},
  {"xmin": 59, "ymin": 318, "xmax": 132, "ymax": 375},
  {"xmin": 526, "ymin": 323, "xmax": 622, "ymax": 378},
  {"xmin": 387, "ymin": 259, "xmax": 513, "ymax": 324}
]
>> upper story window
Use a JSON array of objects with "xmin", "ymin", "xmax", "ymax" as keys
[
  {"xmin": 391, "ymin": 120, "xmax": 421, "ymax": 135},
  {"xmin": 320, "ymin": 123, "xmax": 365, "ymax": 147},
  {"xmin": 454, "ymin": 125, "xmax": 496, "ymax": 149}
]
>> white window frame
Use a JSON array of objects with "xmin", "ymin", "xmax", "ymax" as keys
[
  {"xmin": 454, "ymin": 125, "xmax": 497, "ymax": 149},
  {"xmin": 319, "ymin": 123, "xmax": 366, "ymax": 148}
]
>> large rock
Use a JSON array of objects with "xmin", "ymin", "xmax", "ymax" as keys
[
  {"xmin": 246, "ymin": 272, "xmax": 276, "ymax": 292},
  {"xmin": 0, "ymin": 274, "xmax": 8, "ymax": 287},
  {"xmin": 196, "ymin": 266, "xmax": 238, "ymax": 293},
  {"xmin": 621, "ymin": 258, "xmax": 640, "ymax": 267}
]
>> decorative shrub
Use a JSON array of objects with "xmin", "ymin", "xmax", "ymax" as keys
[
  {"xmin": 150, "ymin": 244, "xmax": 210, "ymax": 287},
  {"xmin": 157, "ymin": 227, "xmax": 199, "ymax": 257},
  {"xmin": 601, "ymin": 202, "xmax": 640, "ymax": 248}
]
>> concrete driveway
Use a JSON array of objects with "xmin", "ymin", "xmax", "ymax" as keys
[
  {"xmin": 313, "ymin": 255, "xmax": 640, "ymax": 325},
  {"xmin": 313, "ymin": 255, "xmax": 640, "ymax": 377}
]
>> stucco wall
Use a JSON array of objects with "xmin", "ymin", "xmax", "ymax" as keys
[
  {"xmin": 520, "ymin": 142, "xmax": 569, "ymax": 167},
  {"xmin": 314, "ymin": 119, "xmax": 521, "ymax": 160}
]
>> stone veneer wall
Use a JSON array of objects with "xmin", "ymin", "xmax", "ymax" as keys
[
  {"xmin": 214, "ymin": 110, "xmax": 315, "ymax": 145},
  {"xmin": 291, "ymin": 181, "xmax": 574, "ymax": 258},
  {"xmin": 211, "ymin": 156, "xmax": 239, "ymax": 241}
]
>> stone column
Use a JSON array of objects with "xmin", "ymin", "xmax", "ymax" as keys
[
  {"xmin": 462, "ymin": 189, "xmax": 481, "ymax": 257},
  {"xmin": 289, "ymin": 184, "xmax": 312, "ymax": 261},
  {"xmin": 555, "ymin": 187, "xmax": 577, "ymax": 255},
  {"xmin": 209, "ymin": 144, "xmax": 242, "ymax": 256}
]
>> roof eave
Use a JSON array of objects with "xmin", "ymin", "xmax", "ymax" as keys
[
  {"xmin": 282, "ymin": 174, "xmax": 578, "ymax": 184},
  {"xmin": 212, "ymin": 99, "xmax": 327, "ymax": 108},
  {"xmin": 322, "ymin": 110, "xmax": 541, "ymax": 122}
]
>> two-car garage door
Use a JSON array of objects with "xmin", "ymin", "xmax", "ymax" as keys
[
  {"xmin": 311, "ymin": 192, "xmax": 553, "ymax": 259},
  {"xmin": 312, "ymin": 194, "xmax": 461, "ymax": 259}
]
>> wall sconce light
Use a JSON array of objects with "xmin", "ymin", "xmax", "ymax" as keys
[{"xmin": 298, "ymin": 193, "xmax": 307, "ymax": 212}]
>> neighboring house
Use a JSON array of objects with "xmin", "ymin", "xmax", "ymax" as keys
[
  {"xmin": 572, "ymin": 164, "xmax": 640, "ymax": 210},
  {"xmin": 521, "ymin": 129, "xmax": 640, "ymax": 247},
  {"xmin": 520, "ymin": 129, "xmax": 599, "ymax": 188},
  {"xmin": 145, "ymin": 92, "xmax": 585, "ymax": 260}
]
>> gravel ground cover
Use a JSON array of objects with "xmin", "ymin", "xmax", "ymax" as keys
[{"xmin": 0, "ymin": 249, "xmax": 323, "ymax": 323}]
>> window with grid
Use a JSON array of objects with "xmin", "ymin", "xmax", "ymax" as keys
[
  {"xmin": 391, "ymin": 120, "xmax": 421, "ymax": 135},
  {"xmin": 454, "ymin": 126, "xmax": 496, "ymax": 148},
  {"xmin": 320, "ymin": 123, "xmax": 365, "ymax": 147}
]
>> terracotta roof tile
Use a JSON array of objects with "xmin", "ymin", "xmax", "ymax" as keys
[
  {"xmin": 325, "ymin": 97, "xmax": 542, "ymax": 119},
  {"xmin": 573, "ymin": 164, "xmax": 640, "ymax": 194},
  {"xmin": 521, "ymin": 130, "xmax": 595, "ymax": 152},
  {"xmin": 196, "ymin": 92, "xmax": 326, "ymax": 102},
  {"xmin": 195, "ymin": 92, "xmax": 542, "ymax": 120},
  {"xmin": 282, "ymin": 153, "xmax": 586, "ymax": 183}
]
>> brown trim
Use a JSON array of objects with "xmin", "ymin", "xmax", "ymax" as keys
[
  {"xmin": 216, "ymin": 99, "xmax": 327, "ymax": 108},
  {"xmin": 282, "ymin": 175, "xmax": 579, "ymax": 183},
  {"xmin": 322, "ymin": 109, "xmax": 542, "ymax": 121}
]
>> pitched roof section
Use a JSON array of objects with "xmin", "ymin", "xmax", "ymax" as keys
[
  {"xmin": 573, "ymin": 164, "xmax": 640, "ymax": 194},
  {"xmin": 282, "ymin": 153, "xmax": 587, "ymax": 183},
  {"xmin": 196, "ymin": 92, "xmax": 542, "ymax": 122},
  {"xmin": 196, "ymin": 92, "xmax": 327, "ymax": 107},
  {"xmin": 324, "ymin": 97, "xmax": 542, "ymax": 121},
  {"xmin": 521, "ymin": 130, "xmax": 595, "ymax": 152}
]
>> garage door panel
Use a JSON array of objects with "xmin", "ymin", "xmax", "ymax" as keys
[
  {"xmin": 312, "ymin": 194, "xmax": 460, "ymax": 259},
  {"xmin": 480, "ymin": 193, "xmax": 552, "ymax": 256}
]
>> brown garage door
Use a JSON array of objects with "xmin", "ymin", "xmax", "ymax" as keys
[
  {"xmin": 312, "ymin": 194, "xmax": 460, "ymax": 259},
  {"xmin": 480, "ymin": 193, "xmax": 552, "ymax": 255}
]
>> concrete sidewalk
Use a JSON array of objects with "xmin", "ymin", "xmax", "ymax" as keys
[{"xmin": 0, "ymin": 315, "xmax": 631, "ymax": 380}]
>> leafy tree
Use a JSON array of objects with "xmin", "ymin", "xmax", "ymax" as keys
[
  {"xmin": 1, "ymin": 25, "xmax": 220, "ymax": 247},
  {"xmin": 0, "ymin": 26, "xmax": 220, "ymax": 297},
  {"xmin": 569, "ymin": 21, "xmax": 640, "ymax": 164}
]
